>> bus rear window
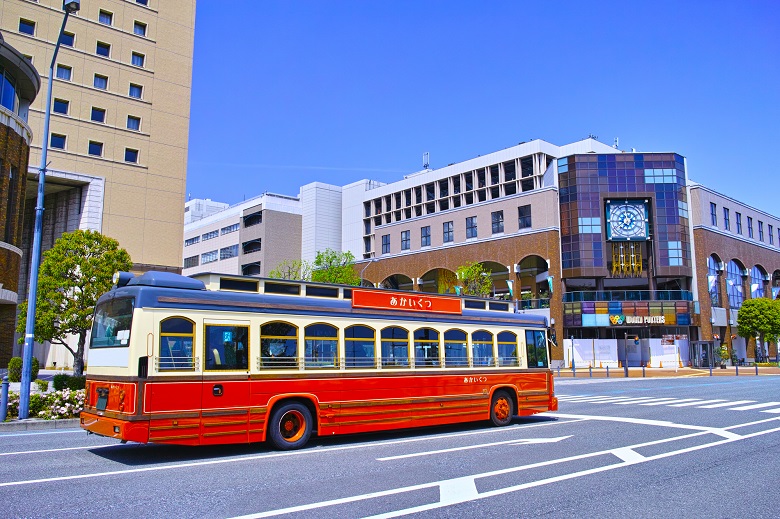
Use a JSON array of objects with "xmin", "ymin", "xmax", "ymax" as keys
[{"xmin": 91, "ymin": 298, "xmax": 134, "ymax": 348}]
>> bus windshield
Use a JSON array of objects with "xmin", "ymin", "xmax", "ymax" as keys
[{"xmin": 90, "ymin": 298, "xmax": 134, "ymax": 348}]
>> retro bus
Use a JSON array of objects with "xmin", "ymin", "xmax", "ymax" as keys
[{"xmin": 80, "ymin": 271, "xmax": 557, "ymax": 450}]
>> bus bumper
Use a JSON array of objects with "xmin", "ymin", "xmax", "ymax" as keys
[
  {"xmin": 550, "ymin": 396, "xmax": 558, "ymax": 411},
  {"xmin": 80, "ymin": 412, "xmax": 149, "ymax": 443}
]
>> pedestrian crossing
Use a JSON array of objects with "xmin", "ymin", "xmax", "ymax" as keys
[{"xmin": 557, "ymin": 394, "xmax": 780, "ymax": 413}]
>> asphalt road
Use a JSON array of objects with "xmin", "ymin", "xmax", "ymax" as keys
[{"xmin": 1, "ymin": 376, "xmax": 779, "ymax": 518}]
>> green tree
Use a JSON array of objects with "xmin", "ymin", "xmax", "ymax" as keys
[
  {"xmin": 16, "ymin": 230, "xmax": 132, "ymax": 376},
  {"xmin": 736, "ymin": 298, "xmax": 780, "ymax": 361},
  {"xmin": 436, "ymin": 269, "xmax": 458, "ymax": 294},
  {"xmin": 456, "ymin": 262, "xmax": 493, "ymax": 297},
  {"xmin": 268, "ymin": 259, "xmax": 312, "ymax": 281},
  {"xmin": 310, "ymin": 249, "xmax": 361, "ymax": 286}
]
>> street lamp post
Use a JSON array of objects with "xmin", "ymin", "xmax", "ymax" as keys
[
  {"xmin": 570, "ymin": 335, "xmax": 575, "ymax": 374},
  {"xmin": 19, "ymin": 0, "xmax": 81, "ymax": 420},
  {"xmin": 359, "ymin": 258, "xmax": 376, "ymax": 287},
  {"xmin": 624, "ymin": 331, "xmax": 629, "ymax": 377}
]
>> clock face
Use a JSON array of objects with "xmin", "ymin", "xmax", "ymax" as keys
[{"xmin": 607, "ymin": 201, "xmax": 648, "ymax": 240}]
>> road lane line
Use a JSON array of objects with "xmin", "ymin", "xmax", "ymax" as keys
[
  {"xmin": 0, "ymin": 417, "xmax": 583, "ymax": 487},
  {"xmin": 697, "ymin": 400, "xmax": 755, "ymax": 409},
  {"xmin": 667, "ymin": 399, "xmax": 724, "ymax": 407},
  {"xmin": 760, "ymin": 408, "xmax": 780, "ymax": 414},
  {"xmin": 439, "ymin": 477, "xmax": 479, "ymax": 505},
  {"xmin": 729, "ymin": 402, "xmax": 780, "ymax": 410},
  {"xmin": 610, "ymin": 397, "xmax": 661, "ymax": 404},
  {"xmin": 638, "ymin": 398, "xmax": 701, "ymax": 406},
  {"xmin": 612, "ymin": 447, "xmax": 646, "ymax": 463},
  {"xmin": 377, "ymin": 436, "xmax": 572, "ymax": 461}
]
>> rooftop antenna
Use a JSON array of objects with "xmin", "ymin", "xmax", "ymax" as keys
[
  {"xmin": 613, "ymin": 137, "xmax": 619, "ymax": 149},
  {"xmin": 588, "ymin": 133, "xmax": 598, "ymax": 140},
  {"xmin": 422, "ymin": 152, "xmax": 430, "ymax": 170}
]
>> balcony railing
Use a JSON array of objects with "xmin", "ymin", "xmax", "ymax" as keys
[
  {"xmin": 514, "ymin": 298, "xmax": 551, "ymax": 311},
  {"xmin": 562, "ymin": 290, "xmax": 694, "ymax": 303}
]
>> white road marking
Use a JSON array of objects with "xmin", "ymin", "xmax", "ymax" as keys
[
  {"xmin": 439, "ymin": 477, "xmax": 479, "ymax": 505},
  {"xmin": 667, "ymin": 399, "xmax": 725, "ymax": 407},
  {"xmin": 230, "ymin": 415, "xmax": 780, "ymax": 519},
  {"xmin": 639, "ymin": 398, "xmax": 701, "ymax": 406},
  {"xmin": 760, "ymin": 408, "xmax": 780, "ymax": 414},
  {"xmin": 377, "ymin": 436, "xmax": 572, "ymax": 461},
  {"xmin": 698, "ymin": 400, "xmax": 755, "ymax": 409},
  {"xmin": 729, "ymin": 402, "xmax": 780, "ymax": 411},
  {"xmin": 611, "ymin": 397, "xmax": 662, "ymax": 404}
]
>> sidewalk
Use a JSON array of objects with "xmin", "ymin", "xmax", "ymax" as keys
[{"xmin": 552, "ymin": 365, "xmax": 780, "ymax": 378}]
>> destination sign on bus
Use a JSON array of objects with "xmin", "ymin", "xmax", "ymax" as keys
[{"xmin": 352, "ymin": 289, "xmax": 462, "ymax": 315}]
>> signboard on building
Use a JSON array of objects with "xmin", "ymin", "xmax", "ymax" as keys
[
  {"xmin": 352, "ymin": 289, "xmax": 462, "ymax": 315},
  {"xmin": 608, "ymin": 314, "xmax": 666, "ymax": 325}
]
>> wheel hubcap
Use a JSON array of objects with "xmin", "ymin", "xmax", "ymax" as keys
[
  {"xmin": 494, "ymin": 398, "xmax": 510, "ymax": 421},
  {"xmin": 280, "ymin": 410, "xmax": 306, "ymax": 442}
]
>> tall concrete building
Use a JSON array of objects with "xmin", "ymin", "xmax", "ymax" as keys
[
  {"xmin": 1, "ymin": 0, "xmax": 196, "ymax": 366},
  {"xmin": 1, "ymin": 0, "xmax": 196, "ymax": 283}
]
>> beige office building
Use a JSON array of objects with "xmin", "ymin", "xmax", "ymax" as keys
[
  {"xmin": 1, "ymin": 0, "xmax": 196, "ymax": 284},
  {"xmin": 1, "ymin": 0, "xmax": 195, "ymax": 367}
]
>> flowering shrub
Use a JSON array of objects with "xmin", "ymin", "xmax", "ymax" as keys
[{"xmin": 4, "ymin": 389, "xmax": 85, "ymax": 420}]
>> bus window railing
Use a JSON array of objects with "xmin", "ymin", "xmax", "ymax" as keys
[
  {"xmin": 156, "ymin": 356, "xmax": 198, "ymax": 371},
  {"xmin": 498, "ymin": 357, "xmax": 520, "ymax": 367},
  {"xmin": 379, "ymin": 356, "xmax": 411, "ymax": 368}
]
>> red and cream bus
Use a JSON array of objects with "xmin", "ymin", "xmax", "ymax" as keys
[{"xmin": 80, "ymin": 271, "xmax": 557, "ymax": 450}]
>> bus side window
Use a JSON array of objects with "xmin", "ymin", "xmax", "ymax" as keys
[
  {"xmin": 260, "ymin": 321, "xmax": 298, "ymax": 368},
  {"xmin": 345, "ymin": 325, "xmax": 375, "ymax": 368},
  {"xmin": 497, "ymin": 331, "xmax": 518, "ymax": 367},
  {"xmin": 413, "ymin": 328, "xmax": 440, "ymax": 367},
  {"xmin": 443, "ymin": 329, "xmax": 467, "ymax": 367},
  {"xmin": 205, "ymin": 325, "xmax": 249, "ymax": 371},
  {"xmin": 525, "ymin": 330, "xmax": 549, "ymax": 368},
  {"xmin": 159, "ymin": 317, "xmax": 195, "ymax": 371},
  {"xmin": 472, "ymin": 330, "xmax": 494, "ymax": 367}
]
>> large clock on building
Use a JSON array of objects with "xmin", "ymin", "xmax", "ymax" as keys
[{"xmin": 606, "ymin": 200, "xmax": 649, "ymax": 241}]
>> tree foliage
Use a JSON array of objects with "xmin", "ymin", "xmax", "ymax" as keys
[
  {"xmin": 736, "ymin": 298, "xmax": 780, "ymax": 360},
  {"xmin": 16, "ymin": 230, "xmax": 132, "ymax": 376},
  {"xmin": 456, "ymin": 262, "xmax": 493, "ymax": 298},
  {"xmin": 268, "ymin": 259, "xmax": 312, "ymax": 281},
  {"xmin": 436, "ymin": 269, "xmax": 458, "ymax": 294},
  {"xmin": 310, "ymin": 249, "xmax": 361, "ymax": 286}
]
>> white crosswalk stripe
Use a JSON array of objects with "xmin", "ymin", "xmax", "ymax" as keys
[{"xmin": 557, "ymin": 394, "xmax": 780, "ymax": 412}]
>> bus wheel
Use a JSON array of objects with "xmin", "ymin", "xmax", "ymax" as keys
[
  {"xmin": 268, "ymin": 402, "xmax": 312, "ymax": 450},
  {"xmin": 490, "ymin": 390, "xmax": 514, "ymax": 427}
]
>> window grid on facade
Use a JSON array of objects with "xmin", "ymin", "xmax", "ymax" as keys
[
  {"xmin": 491, "ymin": 211, "xmax": 504, "ymax": 234},
  {"xmin": 60, "ymin": 31, "xmax": 74, "ymax": 47},
  {"xmin": 50, "ymin": 134, "xmax": 66, "ymax": 149},
  {"xmin": 94, "ymin": 74, "xmax": 108, "ymax": 90},
  {"xmin": 202, "ymin": 230, "xmax": 219, "ymax": 241},
  {"xmin": 129, "ymin": 83, "xmax": 143, "ymax": 99},
  {"xmin": 710, "ymin": 202, "xmax": 717, "ymax": 226},
  {"xmin": 183, "ymin": 255, "xmax": 199, "ymax": 269},
  {"xmin": 758, "ymin": 221, "xmax": 764, "ymax": 241},
  {"xmin": 736, "ymin": 212, "xmax": 742, "ymax": 234},
  {"xmin": 131, "ymin": 52, "xmax": 145, "ymax": 67},
  {"xmin": 723, "ymin": 208, "xmax": 730, "ymax": 231},
  {"xmin": 221, "ymin": 223, "xmax": 239, "ymax": 235},
  {"xmin": 747, "ymin": 216, "xmax": 753, "ymax": 238},
  {"xmin": 88, "ymin": 141, "xmax": 103, "ymax": 156},
  {"xmin": 134, "ymin": 21, "xmax": 147, "ymax": 36},
  {"xmin": 56, "ymin": 65, "xmax": 72, "ymax": 81},
  {"xmin": 466, "ymin": 216, "xmax": 477, "ymax": 238},
  {"xmin": 96, "ymin": 41, "xmax": 111, "ymax": 57},
  {"xmin": 125, "ymin": 148, "xmax": 139, "ymax": 163},
  {"xmin": 19, "ymin": 19, "xmax": 35, "ymax": 35},
  {"xmin": 91, "ymin": 107, "xmax": 106, "ymax": 123},
  {"xmin": 184, "ymin": 236, "xmax": 199, "ymax": 247},
  {"xmin": 220, "ymin": 245, "xmax": 239, "ymax": 260},
  {"xmin": 443, "ymin": 221, "xmax": 453, "ymax": 243},
  {"xmin": 769, "ymin": 224, "xmax": 774, "ymax": 245},
  {"xmin": 518, "ymin": 205, "xmax": 532, "ymax": 229},
  {"xmin": 127, "ymin": 115, "xmax": 141, "ymax": 131},
  {"xmin": 201, "ymin": 250, "xmax": 218, "ymax": 264},
  {"xmin": 381, "ymin": 234, "xmax": 390, "ymax": 254},
  {"xmin": 99, "ymin": 10, "xmax": 113, "ymax": 26},
  {"xmin": 421, "ymin": 226, "xmax": 430, "ymax": 247},
  {"xmin": 401, "ymin": 230, "xmax": 410, "ymax": 250}
]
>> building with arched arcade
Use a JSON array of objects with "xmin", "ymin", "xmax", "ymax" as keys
[{"xmin": 184, "ymin": 137, "xmax": 780, "ymax": 367}]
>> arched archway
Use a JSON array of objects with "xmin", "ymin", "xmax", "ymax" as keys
[
  {"xmin": 379, "ymin": 274, "xmax": 414, "ymax": 291},
  {"xmin": 750, "ymin": 265, "xmax": 768, "ymax": 299},
  {"xmin": 707, "ymin": 254, "xmax": 723, "ymax": 307},
  {"xmin": 772, "ymin": 270, "xmax": 780, "ymax": 299},
  {"xmin": 419, "ymin": 268, "xmax": 457, "ymax": 294},
  {"xmin": 478, "ymin": 261, "xmax": 511, "ymax": 299},
  {"xmin": 513, "ymin": 255, "xmax": 550, "ymax": 306},
  {"xmin": 726, "ymin": 259, "xmax": 746, "ymax": 309}
]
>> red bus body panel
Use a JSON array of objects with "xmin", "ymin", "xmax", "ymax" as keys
[{"xmin": 81, "ymin": 371, "xmax": 555, "ymax": 446}]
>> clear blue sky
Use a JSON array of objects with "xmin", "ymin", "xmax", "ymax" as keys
[{"xmin": 186, "ymin": 0, "xmax": 779, "ymax": 213}]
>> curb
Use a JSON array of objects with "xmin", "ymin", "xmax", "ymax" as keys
[{"xmin": 0, "ymin": 418, "xmax": 80, "ymax": 432}]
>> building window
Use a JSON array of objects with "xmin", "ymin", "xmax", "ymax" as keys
[
  {"xmin": 125, "ymin": 148, "xmax": 139, "ymax": 163},
  {"xmin": 381, "ymin": 234, "xmax": 390, "ymax": 254},
  {"xmin": 401, "ymin": 230, "xmax": 410, "ymax": 250},
  {"xmin": 421, "ymin": 226, "xmax": 431, "ymax": 247},
  {"xmin": 758, "ymin": 221, "xmax": 764, "ymax": 242},
  {"xmin": 96, "ymin": 41, "xmax": 111, "ymax": 57},
  {"xmin": 466, "ymin": 216, "xmax": 477, "ymax": 238},
  {"xmin": 127, "ymin": 115, "xmax": 141, "ymax": 131},
  {"xmin": 91, "ymin": 107, "xmax": 106, "ymax": 123},
  {"xmin": 243, "ymin": 211, "xmax": 262, "ymax": 227},
  {"xmin": 736, "ymin": 212, "xmax": 742, "ymax": 234},
  {"xmin": 131, "ymin": 52, "xmax": 145, "ymax": 67},
  {"xmin": 201, "ymin": 250, "xmax": 218, "ymax": 264},
  {"xmin": 99, "ymin": 10, "xmax": 113, "ymax": 26},
  {"xmin": 93, "ymin": 74, "xmax": 108, "ymax": 90},
  {"xmin": 723, "ymin": 208, "xmax": 730, "ymax": 231},
  {"xmin": 136, "ymin": 0, "xmax": 149, "ymax": 5},
  {"xmin": 53, "ymin": 98, "xmax": 69, "ymax": 115},
  {"xmin": 19, "ymin": 19, "xmax": 35, "ymax": 36},
  {"xmin": 56, "ymin": 65, "xmax": 72, "ymax": 81},
  {"xmin": 134, "ymin": 21, "xmax": 147, "ymax": 36},
  {"xmin": 710, "ymin": 202, "xmax": 717, "ymax": 226},
  {"xmin": 436, "ymin": 223, "xmax": 452, "ymax": 246},
  {"xmin": 491, "ymin": 210, "xmax": 504, "ymax": 234},
  {"xmin": 60, "ymin": 31, "xmax": 74, "ymax": 47},
  {"xmin": 221, "ymin": 223, "xmax": 239, "ymax": 235},
  {"xmin": 747, "ymin": 216, "xmax": 753, "ymax": 238},
  {"xmin": 184, "ymin": 236, "xmax": 200, "ymax": 246},
  {"xmin": 518, "ymin": 205, "xmax": 532, "ymax": 229},
  {"xmin": 183, "ymin": 255, "xmax": 199, "ymax": 269},
  {"xmin": 202, "ymin": 230, "xmax": 219, "ymax": 241},
  {"xmin": 88, "ymin": 141, "xmax": 103, "ymax": 156},
  {"xmin": 769, "ymin": 225, "xmax": 774, "ymax": 245},
  {"xmin": 50, "ymin": 134, "xmax": 66, "ymax": 150},
  {"xmin": 129, "ymin": 83, "xmax": 143, "ymax": 99},
  {"xmin": 220, "ymin": 245, "xmax": 239, "ymax": 260}
]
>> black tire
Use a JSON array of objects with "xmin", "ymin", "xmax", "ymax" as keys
[
  {"xmin": 268, "ymin": 402, "xmax": 313, "ymax": 450},
  {"xmin": 490, "ymin": 390, "xmax": 514, "ymax": 427}
]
